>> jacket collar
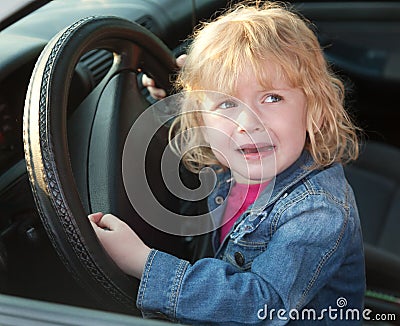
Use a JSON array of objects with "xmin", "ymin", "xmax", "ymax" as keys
[{"xmin": 262, "ymin": 150, "xmax": 316, "ymax": 205}]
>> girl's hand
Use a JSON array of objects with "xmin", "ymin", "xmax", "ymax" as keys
[
  {"xmin": 88, "ymin": 212, "xmax": 151, "ymax": 279},
  {"xmin": 142, "ymin": 54, "xmax": 187, "ymax": 100}
]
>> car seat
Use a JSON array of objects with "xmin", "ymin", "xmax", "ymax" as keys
[{"xmin": 344, "ymin": 140, "xmax": 400, "ymax": 318}]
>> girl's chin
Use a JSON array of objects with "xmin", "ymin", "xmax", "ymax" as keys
[{"xmin": 232, "ymin": 168, "xmax": 276, "ymax": 184}]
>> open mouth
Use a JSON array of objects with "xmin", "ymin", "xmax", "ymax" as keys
[{"xmin": 237, "ymin": 144, "xmax": 276, "ymax": 158}]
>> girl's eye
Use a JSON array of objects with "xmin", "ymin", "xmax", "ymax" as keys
[
  {"xmin": 217, "ymin": 100, "xmax": 238, "ymax": 110},
  {"xmin": 264, "ymin": 94, "xmax": 282, "ymax": 103}
]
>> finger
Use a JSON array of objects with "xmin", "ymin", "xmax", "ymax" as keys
[
  {"xmin": 88, "ymin": 212, "xmax": 103, "ymax": 223},
  {"xmin": 176, "ymin": 54, "xmax": 187, "ymax": 68},
  {"xmin": 142, "ymin": 74, "xmax": 155, "ymax": 87},
  {"xmin": 95, "ymin": 213, "xmax": 123, "ymax": 231},
  {"xmin": 89, "ymin": 220, "xmax": 101, "ymax": 233},
  {"xmin": 148, "ymin": 86, "xmax": 166, "ymax": 99}
]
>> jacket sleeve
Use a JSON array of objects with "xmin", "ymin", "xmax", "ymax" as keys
[{"xmin": 136, "ymin": 193, "xmax": 361, "ymax": 325}]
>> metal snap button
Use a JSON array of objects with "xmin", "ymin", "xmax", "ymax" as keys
[
  {"xmin": 234, "ymin": 251, "xmax": 245, "ymax": 267},
  {"xmin": 215, "ymin": 196, "xmax": 224, "ymax": 205}
]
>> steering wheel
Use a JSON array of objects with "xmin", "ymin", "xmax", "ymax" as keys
[{"xmin": 23, "ymin": 16, "xmax": 181, "ymax": 314}]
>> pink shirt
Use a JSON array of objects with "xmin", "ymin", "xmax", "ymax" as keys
[{"xmin": 220, "ymin": 181, "xmax": 270, "ymax": 243}]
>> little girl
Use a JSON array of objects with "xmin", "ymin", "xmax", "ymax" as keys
[{"xmin": 89, "ymin": 1, "xmax": 365, "ymax": 324}]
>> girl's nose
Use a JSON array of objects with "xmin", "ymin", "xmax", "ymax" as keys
[{"xmin": 236, "ymin": 107, "xmax": 263, "ymax": 133}]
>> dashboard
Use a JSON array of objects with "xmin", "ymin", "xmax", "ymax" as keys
[
  {"xmin": 0, "ymin": 63, "xmax": 30, "ymax": 177},
  {"xmin": 0, "ymin": 95, "xmax": 19, "ymax": 176}
]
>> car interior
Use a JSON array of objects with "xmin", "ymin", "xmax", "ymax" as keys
[{"xmin": 0, "ymin": 0, "xmax": 399, "ymax": 324}]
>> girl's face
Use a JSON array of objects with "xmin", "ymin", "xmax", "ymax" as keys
[{"xmin": 201, "ymin": 66, "xmax": 307, "ymax": 184}]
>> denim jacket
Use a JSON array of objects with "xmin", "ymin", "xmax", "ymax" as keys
[{"xmin": 137, "ymin": 151, "xmax": 366, "ymax": 325}]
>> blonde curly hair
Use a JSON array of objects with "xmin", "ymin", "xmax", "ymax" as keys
[{"xmin": 170, "ymin": 1, "xmax": 360, "ymax": 173}]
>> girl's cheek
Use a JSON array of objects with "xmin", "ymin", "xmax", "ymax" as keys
[{"xmin": 212, "ymin": 150, "xmax": 229, "ymax": 167}]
